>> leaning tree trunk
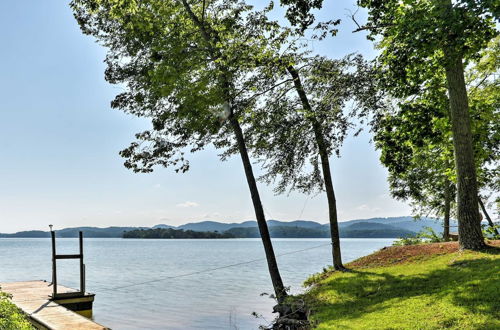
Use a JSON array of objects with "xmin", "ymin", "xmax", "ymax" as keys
[
  {"xmin": 311, "ymin": 119, "xmax": 345, "ymax": 270},
  {"xmin": 479, "ymin": 198, "xmax": 499, "ymax": 236},
  {"xmin": 443, "ymin": 53, "xmax": 485, "ymax": 250},
  {"xmin": 287, "ymin": 66, "xmax": 345, "ymax": 270},
  {"xmin": 180, "ymin": 0, "xmax": 288, "ymax": 303},
  {"xmin": 443, "ymin": 181, "xmax": 451, "ymax": 241},
  {"xmin": 229, "ymin": 114, "xmax": 288, "ymax": 303}
]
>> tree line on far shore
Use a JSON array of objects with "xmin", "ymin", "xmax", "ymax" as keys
[
  {"xmin": 123, "ymin": 224, "xmax": 417, "ymax": 239},
  {"xmin": 123, "ymin": 228, "xmax": 235, "ymax": 239}
]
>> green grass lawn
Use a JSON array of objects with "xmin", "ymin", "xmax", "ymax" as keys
[
  {"xmin": 0, "ymin": 291, "xmax": 32, "ymax": 330},
  {"xmin": 303, "ymin": 242, "xmax": 500, "ymax": 329}
]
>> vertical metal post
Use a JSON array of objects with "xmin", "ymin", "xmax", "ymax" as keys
[
  {"xmin": 79, "ymin": 231, "xmax": 85, "ymax": 294},
  {"xmin": 51, "ymin": 231, "xmax": 57, "ymax": 297}
]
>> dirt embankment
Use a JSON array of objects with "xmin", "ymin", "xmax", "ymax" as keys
[{"xmin": 347, "ymin": 240, "xmax": 500, "ymax": 268}]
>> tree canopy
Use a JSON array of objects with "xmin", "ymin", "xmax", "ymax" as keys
[
  {"xmin": 71, "ymin": 0, "xmax": 295, "ymax": 304},
  {"xmin": 249, "ymin": 54, "xmax": 375, "ymax": 195},
  {"xmin": 359, "ymin": 0, "xmax": 498, "ymax": 249},
  {"xmin": 373, "ymin": 36, "xmax": 499, "ymax": 223}
]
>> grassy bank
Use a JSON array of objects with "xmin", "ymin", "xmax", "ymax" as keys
[
  {"xmin": 0, "ymin": 291, "xmax": 32, "ymax": 329},
  {"xmin": 303, "ymin": 241, "xmax": 500, "ymax": 329}
]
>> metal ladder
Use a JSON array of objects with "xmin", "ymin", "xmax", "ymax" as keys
[{"xmin": 50, "ymin": 230, "xmax": 86, "ymax": 299}]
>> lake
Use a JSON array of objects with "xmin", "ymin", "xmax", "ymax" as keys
[{"xmin": 0, "ymin": 238, "xmax": 394, "ymax": 329}]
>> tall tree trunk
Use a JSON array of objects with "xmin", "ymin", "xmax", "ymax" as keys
[
  {"xmin": 311, "ymin": 118, "xmax": 345, "ymax": 270},
  {"xmin": 229, "ymin": 114, "xmax": 288, "ymax": 303},
  {"xmin": 479, "ymin": 198, "xmax": 499, "ymax": 236},
  {"xmin": 287, "ymin": 65, "xmax": 345, "ymax": 270},
  {"xmin": 443, "ymin": 181, "xmax": 451, "ymax": 241},
  {"xmin": 180, "ymin": 0, "xmax": 288, "ymax": 303},
  {"xmin": 438, "ymin": 0, "xmax": 485, "ymax": 250},
  {"xmin": 443, "ymin": 54, "xmax": 485, "ymax": 250}
]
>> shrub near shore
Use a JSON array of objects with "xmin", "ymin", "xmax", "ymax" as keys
[{"xmin": 0, "ymin": 291, "xmax": 32, "ymax": 329}]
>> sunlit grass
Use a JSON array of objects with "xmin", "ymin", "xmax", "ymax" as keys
[{"xmin": 304, "ymin": 244, "xmax": 500, "ymax": 329}]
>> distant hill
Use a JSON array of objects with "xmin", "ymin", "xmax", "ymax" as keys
[
  {"xmin": 226, "ymin": 223, "xmax": 415, "ymax": 238},
  {"xmin": 175, "ymin": 219, "xmax": 324, "ymax": 232},
  {"xmin": 336, "ymin": 216, "xmax": 457, "ymax": 233},
  {"xmin": 152, "ymin": 224, "xmax": 176, "ymax": 229},
  {"xmin": 1, "ymin": 216, "xmax": 451, "ymax": 238},
  {"xmin": 180, "ymin": 217, "xmax": 450, "ymax": 235},
  {"xmin": 340, "ymin": 222, "xmax": 416, "ymax": 238},
  {"xmin": 226, "ymin": 226, "xmax": 331, "ymax": 238},
  {"xmin": 268, "ymin": 220, "xmax": 325, "ymax": 229},
  {"xmin": 0, "ymin": 226, "xmax": 146, "ymax": 238},
  {"xmin": 178, "ymin": 217, "xmax": 450, "ymax": 234},
  {"xmin": 177, "ymin": 221, "xmax": 247, "ymax": 232},
  {"xmin": 0, "ymin": 230, "xmax": 50, "ymax": 238}
]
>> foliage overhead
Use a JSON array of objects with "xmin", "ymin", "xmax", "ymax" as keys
[
  {"xmin": 248, "ymin": 54, "xmax": 377, "ymax": 195},
  {"xmin": 372, "ymin": 37, "xmax": 500, "ymax": 216},
  {"xmin": 280, "ymin": 0, "xmax": 323, "ymax": 30},
  {"xmin": 71, "ymin": 0, "xmax": 289, "ymax": 173},
  {"xmin": 358, "ymin": 0, "xmax": 498, "ymax": 96}
]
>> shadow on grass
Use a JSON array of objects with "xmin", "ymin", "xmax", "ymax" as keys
[{"xmin": 307, "ymin": 248, "xmax": 500, "ymax": 326}]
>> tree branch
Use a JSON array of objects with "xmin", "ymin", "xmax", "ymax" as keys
[{"xmin": 349, "ymin": 8, "xmax": 394, "ymax": 34}]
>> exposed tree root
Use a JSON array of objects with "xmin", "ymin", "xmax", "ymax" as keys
[{"xmin": 267, "ymin": 300, "xmax": 311, "ymax": 330}]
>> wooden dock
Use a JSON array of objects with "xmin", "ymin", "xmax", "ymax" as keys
[{"xmin": 0, "ymin": 280, "xmax": 109, "ymax": 330}]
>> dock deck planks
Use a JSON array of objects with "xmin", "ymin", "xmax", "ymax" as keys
[{"xmin": 0, "ymin": 280, "xmax": 108, "ymax": 330}]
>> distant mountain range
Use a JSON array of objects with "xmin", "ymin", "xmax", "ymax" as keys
[
  {"xmin": 0, "ymin": 216, "xmax": 454, "ymax": 238},
  {"xmin": 0, "ymin": 226, "xmax": 148, "ymax": 238}
]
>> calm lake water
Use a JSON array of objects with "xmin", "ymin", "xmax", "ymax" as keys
[{"xmin": 0, "ymin": 238, "xmax": 393, "ymax": 329}]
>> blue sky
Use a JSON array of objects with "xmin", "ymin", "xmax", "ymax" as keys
[{"xmin": 0, "ymin": 0, "xmax": 410, "ymax": 233}]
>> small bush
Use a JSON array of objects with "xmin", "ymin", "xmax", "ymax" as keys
[
  {"xmin": 0, "ymin": 291, "xmax": 32, "ymax": 330},
  {"xmin": 482, "ymin": 224, "xmax": 500, "ymax": 240},
  {"xmin": 417, "ymin": 227, "xmax": 443, "ymax": 243},
  {"xmin": 393, "ymin": 227, "xmax": 445, "ymax": 246},
  {"xmin": 392, "ymin": 236, "xmax": 423, "ymax": 246}
]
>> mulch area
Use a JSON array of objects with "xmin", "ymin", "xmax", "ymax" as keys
[{"xmin": 347, "ymin": 240, "xmax": 500, "ymax": 269}]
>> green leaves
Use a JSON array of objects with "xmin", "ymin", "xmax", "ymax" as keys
[
  {"xmin": 280, "ymin": 0, "xmax": 324, "ymax": 31},
  {"xmin": 0, "ymin": 292, "xmax": 32, "ymax": 330},
  {"xmin": 71, "ymin": 0, "xmax": 287, "ymax": 173},
  {"xmin": 372, "ymin": 38, "xmax": 499, "ymax": 218},
  {"xmin": 247, "ymin": 54, "xmax": 377, "ymax": 195},
  {"xmin": 360, "ymin": 0, "xmax": 498, "ymax": 97}
]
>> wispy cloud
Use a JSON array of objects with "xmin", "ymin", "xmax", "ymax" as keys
[
  {"xmin": 201, "ymin": 212, "xmax": 221, "ymax": 219},
  {"xmin": 357, "ymin": 204, "xmax": 369, "ymax": 211},
  {"xmin": 176, "ymin": 201, "xmax": 199, "ymax": 208},
  {"xmin": 357, "ymin": 204, "xmax": 382, "ymax": 212}
]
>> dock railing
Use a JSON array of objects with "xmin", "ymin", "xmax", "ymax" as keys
[{"xmin": 51, "ymin": 230, "xmax": 86, "ymax": 299}]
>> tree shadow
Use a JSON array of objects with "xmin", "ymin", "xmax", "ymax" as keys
[{"xmin": 307, "ymin": 249, "xmax": 500, "ymax": 327}]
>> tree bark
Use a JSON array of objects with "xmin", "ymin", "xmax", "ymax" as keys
[
  {"xmin": 310, "ymin": 118, "xmax": 345, "ymax": 270},
  {"xmin": 436, "ymin": 0, "xmax": 485, "ymax": 250},
  {"xmin": 229, "ymin": 114, "xmax": 288, "ymax": 303},
  {"xmin": 479, "ymin": 198, "xmax": 499, "ymax": 236},
  {"xmin": 443, "ymin": 53, "xmax": 485, "ymax": 250},
  {"xmin": 287, "ymin": 65, "xmax": 345, "ymax": 270},
  {"xmin": 443, "ymin": 181, "xmax": 451, "ymax": 241}
]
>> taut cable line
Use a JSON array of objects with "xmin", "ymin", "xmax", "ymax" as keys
[{"xmin": 90, "ymin": 242, "xmax": 332, "ymax": 292}]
